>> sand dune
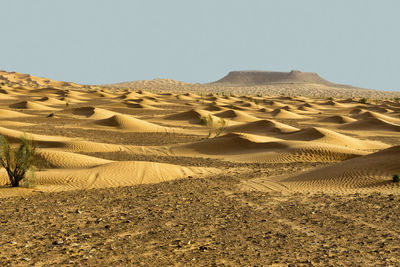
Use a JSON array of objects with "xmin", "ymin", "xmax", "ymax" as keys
[
  {"xmin": 72, "ymin": 106, "xmax": 117, "ymax": 119},
  {"xmin": 214, "ymin": 109, "xmax": 259, "ymax": 122},
  {"xmin": 126, "ymin": 98, "xmax": 164, "ymax": 106},
  {"xmin": 0, "ymin": 161, "xmax": 217, "ymax": 191},
  {"xmin": 364, "ymin": 106, "xmax": 393, "ymax": 113},
  {"xmin": 124, "ymin": 102, "xmax": 160, "ymax": 110},
  {"xmin": 9, "ymin": 100, "xmax": 58, "ymax": 110},
  {"xmin": 300, "ymin": 102, "xmax": 323, "ymax": 109},
  {"xmin": 320, "ymin": 100, "xmax": 348, "ymax": 108},
  {"xmin": 36, "ymin": 150, "xmax": 112, "ymax": 168},
  {"xmin": 270, "ymin": 108, "xmax": 309, "ymax": 119},
  {"xmin": 263, "ymin": 100, "xmax": 286, "ymax": 108},
  {"xmin": 338, "ymin": 98, "xmax": 358, "ymax": 104},
  {"xmin": 117, "ymin": 91, "xmax": 142, "ymax": 99},
  {"xmin": 281, "ymin": 127, "xmax": 388, "ymax": 150},
  {"xmin": 93, "ymin": 114, "xmax": 172, "ymax": 132},
  {"xmin": 176, "ymin": 94, "xmax": 196, "ymax": 101},
  {"xmin": 34, "ymin": 96, "xmax": 66, "ymax": 105},
  {"xmin": 0, "ymin": 126, "xmax": 125, "ymax": 153},
  {"xmin": 239, "ymin": 102, "xmax": 260, "ymax": 109},
  {"xmin": 353, "ymin": 110, "xmax": 399, "ymax": 123},
  {"xmin": 257, "ymin": 107, "xmax": 274, "ymax": 113},
  {"xmin": 85, "ymin": 90, "xmax": 116, "ymax": 98},
  {"xmin": 349, "ymin": 108, "xmax": 368, "ymax": 114},
  {"xmin": 0, "ymin": 92, "xmax": 18, "ymax": 100},
  {"xmin": 0, "ymin": 121, "xmax": 33, "ymax": 127},
  {"xmin": 339, "ymin": 117, "xmax": 400, "ymax": 131},
  {"xmin": 183, "ymin": 92, "xmax": 199, "ymax": 98},
  {"xmin": 225, "ymin": 119, "xmax": 299, "ymax": 135},
  {"xmin": 0, "ymin": 70, "xmax": 80, "ymax": 88},
  {"xmin": 297, "ymin": 106, "xmax": 319, "ymax": 113},
  {"xmin": 284, "ymin": 145, "xmax": 400, "ymax": 192},
  {"xmin": 136, "ymin": 90, "xmax": 158, "ymax": 97},
  {"xmin": 30, "ymin": 87, "xmax": 65, "ymax": 96},
  {"xmin": 318, "ymin": 115, "xmax": 356, "ymax": 124},
  {"xmin": 280, "ymin": 105, "xmax": 300, "ymax": 112},
  {"xmin": 171, "ymin": 133, "xmax": 367, "ymax": 163},
  {"xmin": 164, "ymin": 109, "xmax": 216, "ymax": 125},
  {"xmin": 203, "ymin": 105, "xmax": 226, "ymax": 111},
  {"xmin": 0, "ymin": 109, "xmax": 32, "ymax": 118}
]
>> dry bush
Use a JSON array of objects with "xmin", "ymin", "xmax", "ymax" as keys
[{"xmin": 0, "ymin": 135, "xmax": 37, "ymax": 187}]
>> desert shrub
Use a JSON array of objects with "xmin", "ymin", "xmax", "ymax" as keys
[
  {"xmin": 214, "ymin": 118, "xmax": 227, "ymax": 138},
  {"xmin": 209, "ymin": 101, "xmax": 217, "ymax": 107},
  {"xmin": 394, "ymin": 97, "xmax": 400, "ymax": 103},
  {"xmin": 199, "ymin": 115, "xmax": 208, "ymax": 125},
  {"xmin": 393, "ymin": 174, "xmax": 399, "ymax": 183},
  {"xmin": 204, "ymin": 115, "xmax": 214, "ymax": 139},
  {"xmin": 200, "ymin": 115, "xmax": 227, "ymax": 139},
  {"xmin": 0, "ymin": 135, "xmax": 37, "ymax": 187},
  {"xmin": 359, "ymin": 98, "xmax": 367, "ymax": 104}
]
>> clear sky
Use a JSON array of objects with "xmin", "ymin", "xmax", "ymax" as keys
[{"xmin": 1, "ymin": 0, "xmax": 399, "ymax": 91}]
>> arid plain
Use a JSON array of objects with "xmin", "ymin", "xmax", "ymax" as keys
[{"xmin": 0, "ymin": 70, "xmax": 400, "ymax": 265}]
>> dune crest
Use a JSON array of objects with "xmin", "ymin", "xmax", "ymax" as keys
[{"xmin": 93, "ymin": 114, "xmax": 173, "ymax": 132}]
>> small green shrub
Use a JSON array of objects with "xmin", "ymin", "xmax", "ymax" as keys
[
  {"xmin": 0, "ymin": 135, "xmax": 37, "ymax": 187},
  {"xmin": 199, "ymin": 116, "xmax": 208, "ymax": 125},
  {"xmin": 359, "ymin": 98, "xmax": 367, "ymax": 104},
  {"xmin": 214, "ymin": 118, "xmax": 227, "ymax": 138},
  {"xmin": 393, "ymin": 174, "xmax": 399, "ymax": 183},
  {"xmin": 209, "ymin": 101, "xmax": 217, "ymax": 107},
  {"xmin": 200, "ymin": 115, "xmax": 227, "ymax": 139}
]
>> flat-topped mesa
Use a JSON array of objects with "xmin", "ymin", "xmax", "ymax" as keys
[{"xmin": 212, "ymin": 70, "xmax": 335, "ymax": 86}]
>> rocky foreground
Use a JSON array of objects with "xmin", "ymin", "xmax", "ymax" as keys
[{"xmin": 0, "ymin": 174, "xmax": 399, "ymax": 266}]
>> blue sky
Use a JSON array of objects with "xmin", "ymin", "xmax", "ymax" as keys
[{"xmin": 1, "ymin": 0, "xmax": 399, "ymax": 91}]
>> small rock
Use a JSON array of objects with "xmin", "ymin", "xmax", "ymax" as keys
[
  {"xmin": 52, "ymin": 239, "xmax": 64, "ymax": 245},
  {"xmin": 199, "ymin": 245, "xmax": 208, "ymax": 252}
]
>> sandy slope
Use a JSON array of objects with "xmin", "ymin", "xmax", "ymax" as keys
[{"xmin": 283, "ymin": 145, "xmax": 400, "ymax": 192}]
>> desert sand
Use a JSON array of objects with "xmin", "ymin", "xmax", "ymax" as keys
[{"xmin": 0, "ymin": 70, "xmax": 400, "ymax": 265}]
